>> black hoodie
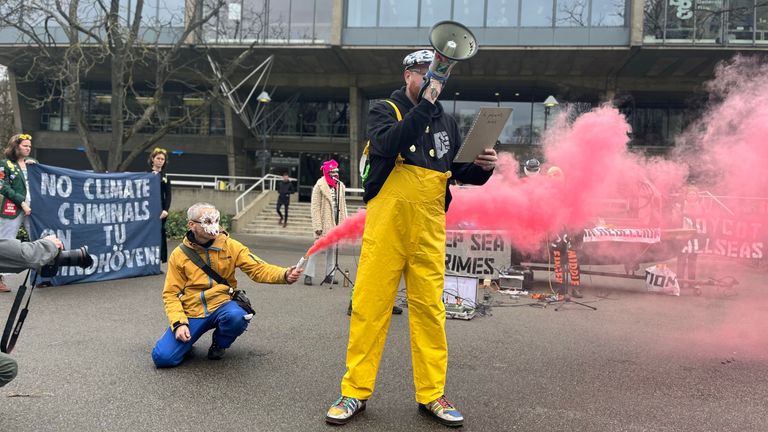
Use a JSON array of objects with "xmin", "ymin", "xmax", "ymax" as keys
[{"xmin": 364, "ymin": 87, "xmax": 493, "ymax": 210}]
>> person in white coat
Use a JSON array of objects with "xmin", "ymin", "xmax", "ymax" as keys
[{"xmin": 304, "ymin": 160, "xmax": 347, "ymax": 285}]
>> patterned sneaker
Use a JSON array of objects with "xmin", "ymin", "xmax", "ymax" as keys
[
  {"xmin": 419, "ymin": 395, "xmax": 463, "ymax": 427},
  {"xmin": 325, "ymin": 396, "xmax": 366, "ymax": 425}
]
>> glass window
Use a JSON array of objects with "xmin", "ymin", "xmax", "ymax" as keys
[
  {"xmin": 452, "ymin": 101, "xmax": 498, "ymax": 138},
  {"xmin": 290, "ymin": 0, "xmax": 315, "ymax": 41},
  {"xmin": 531, "ymin": 103, "xmax": 546, "ymax": 143},
  {"xmin": 500, "ymin": 102, "xmax": 533, "ymax": 145},
  {"xmin": 157, "ymin": 0, "xmax": 186, "ymax": 26},
  {"xmin": 665, "ymin": 0, "xmax": 695, "ymax": 41},
  {"xmin": 453, "ymin": 0, "xmax": 484, "ymax": 26},
  {"xmin": 118, "ymin": 0, "xmax": 137, "ymax": 26},
  {"xmin": 44, "ymin": 98, "xmax": 63, "ymax": 132},
  {"xmin": 210, "ymin": 102, "xmax": 225, "ymax": 135},
  {"xmin": 695, "ymin": 0, "xmax": 724, "ymax": 42},
  {"xmin": 643, "ymin": 0, "xmax": 665, "ymax": 41},
  {"xmin": 242, "ymin": 0, "xmax": 267, "ymax": 41},
  {"xmin": 347, "ymin": 0, "xmax": 377, "ymax": 27},
  {"xmin": 487, "ymin": 0, "xmax": 518, "ymax": 27},
  {"xmin": 202, "ymin": 0, "xmax": 223, "ymax": 42},
  {"xmin": 591, "ymin": 0, "xmax": 626, "ymax": 26},
  {"xmin": 727, "ymin": 0, "xmax": 755, "ymax": 43},
  {"xmin": 756, "ymin": 3, "xmax": 768, "ymax": 37},
  {"xmin": 85, "ymin": 90, "xmax": 113, "ymax": 133},
  {"xmin": 379, "ymin": 0, "xmax": 417, "ymax": 27},
  {"xmin": 273, "ymin": 102, "xmax": 301, "ymax": 136},
  {"xmin": 268, "ymin": 0, "xmax": 291, "ymax": 40},
  {"xmin": 420, "ymin": 0, "xmax": 452, "ymax": 27},
  {"xmin": 556, "ymin": 0, "xmax": 587, "ymax": 27},
  {"xmin": 78, "ymin": 0, "xmax": 107, "ymax": 25},
  {"xmin": 633, "ymin": 107, "xmax": 668, "ymax": 146},
  {"xmin": 668, "ymin": 107, "xmax": 686, "ymax": 138},
  {"xmin": 315, "ymin": 0, "xmax": 333, "ymax": 42},
  {"xmin": 521, "ymin": 0, "xmax": 552, "ymax": 27}
]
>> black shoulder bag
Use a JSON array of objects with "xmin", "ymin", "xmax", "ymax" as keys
[{"xmin": 179, "ymin": 244, "xmax": 256, "ymax": 315}]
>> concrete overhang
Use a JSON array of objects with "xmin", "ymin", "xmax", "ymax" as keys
[{"xmin": 0, "ymin": 42, "xmax": 761, "ymax": 102}]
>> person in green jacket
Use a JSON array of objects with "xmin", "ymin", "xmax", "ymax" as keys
[{"xmin": 0, "ymin": 133, "xmax": 37, "ymax": 292}]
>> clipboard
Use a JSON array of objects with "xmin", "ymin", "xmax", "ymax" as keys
[{"xmin": 453, "ymin": 107, "xmax": 513, "ymax": 163}]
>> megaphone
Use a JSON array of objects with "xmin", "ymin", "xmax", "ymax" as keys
[{"xmin": 418, "ymin": 20, "xmax": 478, "ymax": 101}]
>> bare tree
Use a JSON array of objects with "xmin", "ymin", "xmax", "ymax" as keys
[
  {"xmin": 0, "ymin": 0, "xmax": 270, "ymax": 172},
  {"xmin": 556, "ymin": 0, "xmax": 589, "ymax": 27}
]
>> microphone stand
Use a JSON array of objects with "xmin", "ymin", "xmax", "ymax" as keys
[{"xmin": 321, "ymin": 181, "xmax": 354, "ymax": 289}]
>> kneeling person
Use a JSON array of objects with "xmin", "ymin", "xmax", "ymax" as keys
[{"xmin": 152, "ymin": 202, "xmax": 302, "ymax": 367}]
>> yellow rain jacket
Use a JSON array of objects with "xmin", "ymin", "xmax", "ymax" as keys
[{"xmin": 162, "ymin": 231, "xmax": 288, "ymax": 328}]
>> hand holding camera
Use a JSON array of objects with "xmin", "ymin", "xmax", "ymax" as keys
[{"xmin": 44, "ymin": 235, "xmax": 64, "ymax": 250}]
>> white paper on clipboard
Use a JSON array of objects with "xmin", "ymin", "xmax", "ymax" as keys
[{"xmin": 453, "ymin": 107, "xmax": 513, "ymax": 163}]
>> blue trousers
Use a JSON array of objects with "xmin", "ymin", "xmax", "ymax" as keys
[{"xmin": 152, "ymin": 300, "xmax": 249, "ymax": 368}]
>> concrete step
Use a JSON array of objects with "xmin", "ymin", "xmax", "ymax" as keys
[
  {"xmin": 239, "ymin": 197, "xmax": 366, "ymax": 237},
  {"xmin": 241, "ymin": 228, "xmax": 314, "ymax": 239}
]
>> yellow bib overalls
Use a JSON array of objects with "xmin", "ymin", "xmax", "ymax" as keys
[{"xmin": 342, "ymin": 160, "xmax": 451, "ymax": 404}]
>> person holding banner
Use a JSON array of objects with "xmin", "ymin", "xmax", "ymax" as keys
[
  {"xmin": 152, "ymin": 202, "xmax": 303, "ymax": 367},
  {"xmin": 149, "ymin": 148, "xmax": 172, "ymax": 263},
  {"xmin": 0, "ymin": 133, "xmax": 37, "ymax": 292},
  {"xmin": 325, "ymin": 50, "xmax": 497, "ymax": 427}
]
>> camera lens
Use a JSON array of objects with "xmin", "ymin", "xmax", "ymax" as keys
[{"xmin": 56, "ymin": 246, "xmax": 94, "ymax": 269}]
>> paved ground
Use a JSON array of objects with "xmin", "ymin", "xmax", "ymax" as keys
[{"xmin": 1, "ymin": 235, "xmax": 767, "ymax": 432}]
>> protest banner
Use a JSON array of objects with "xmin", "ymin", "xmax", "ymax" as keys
[
  {"xmin": 582, "ymin": 227, "xmax": 661, "ymax": 244},
  {"xmin": 27, "ymin": 164, "xmax": 162, "ymax": 285},
  {"xmin": 681, "ymin": 195, "xmax": 766, "ymax": 261},
  {"xmin": 445, "ymin": 230, "xmax": 509, "ymax": 277}
]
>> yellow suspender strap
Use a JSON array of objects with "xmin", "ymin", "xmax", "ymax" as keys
[
  {"xmin": 383, "ymin": 99, "xmax": 403, "ymax": 121},
  {"xmin": 363, "ymin": 100, "xmax": 403, "ymax": 157},
  {"xmin": 382, "ymin": 99, "xmax": 405, "ymax": 162}
]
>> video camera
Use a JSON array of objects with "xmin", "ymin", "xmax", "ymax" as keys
[{"xmin": 39, "ymin": 246, "xmax": 94, "ymax": 277}]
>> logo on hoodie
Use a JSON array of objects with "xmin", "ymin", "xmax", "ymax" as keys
[{"xmin": 433, "ymin": 131, "xmax": 450, "ymax": 159}]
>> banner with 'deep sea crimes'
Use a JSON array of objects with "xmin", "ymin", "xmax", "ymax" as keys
[{"xmin": 27, "ymin": 164, "xmax": 162, "ymax": 285}]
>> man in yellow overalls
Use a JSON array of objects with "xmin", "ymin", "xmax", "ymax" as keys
[{"xmin": 325, "ymin": 50, "xmax": 497, "ymax": 428}]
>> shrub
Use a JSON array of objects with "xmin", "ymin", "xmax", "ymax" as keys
[{"xmin": 16, "ymin": 225, "xmax": 29, "ymax": 242}]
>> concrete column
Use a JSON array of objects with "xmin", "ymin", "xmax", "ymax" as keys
[
  {"xmin": 348, "ymin": 85, "xmax": 362, "ymax": 188},
  {"xmin": 330, "ymin": 0, "xmax": 343, "ymax": 46},
  {"xmin": 7, "ymin": 69, "xmax": 22, "ymax": 131},
  {"xmin": 629, "ymin": 0, "xmax": 645, "ymax": 46},
  {"xmin": 225, "ymin": 105, "xmax": 238, "ymax": 180},
  {"xmin": 602, "ymin": 89, "xmax": 616, "ymax": 104}
]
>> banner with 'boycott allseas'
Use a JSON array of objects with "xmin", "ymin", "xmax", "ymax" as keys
[{"xmin": 27, "ymin": 164, "xmax": 162, "ymax": 285}]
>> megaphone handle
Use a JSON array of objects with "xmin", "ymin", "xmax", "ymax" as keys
[
  {"xmin": 417, "ymin": 72, "xmax": 446, "ymax": 103},
  {"xmin": 416, "ymin": 77, "xmax": 429, "ymax": 103}
]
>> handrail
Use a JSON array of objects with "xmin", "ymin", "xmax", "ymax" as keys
[
  {"xmin": 167, "ymin": 173, "xmax": 296, "ymax": 194},
  {"xmin": 700, "ymin": 191, "xmax": 736, "ymax": 217},
  {"xmin": 235, "ymin": 173, "xmax": 286, "ymax": 214},
  {"xmin": 168, "ymin": 173, "xmax": 264, "ymax": 181}
]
